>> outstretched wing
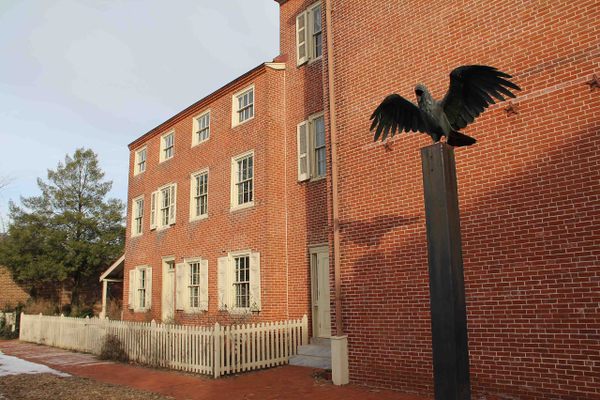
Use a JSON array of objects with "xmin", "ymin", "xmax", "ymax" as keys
[
  {"xmin": 441, "ymin": 65, "xmax": 521, "ymax": 130},
  {"xmin": 370, "ymin": 94, "xmax": 427, "ymax": 141}
]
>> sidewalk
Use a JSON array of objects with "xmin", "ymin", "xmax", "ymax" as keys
[{"xmin": 0, "ymin": 340, "xmax": 427, "ymax": 400}]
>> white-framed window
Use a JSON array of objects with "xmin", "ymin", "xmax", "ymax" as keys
[
  {"xmin": 297, "ymin": 112, "xmax": 326, "ymax": 181},
  {"xmin": 192, "ymin": 111, "xmax": 210, "ymax": 146},
  {"xmin": 217, "ymin": 251, "xmax": 261, "ymax": 312},
  {"xmin": 160, "ymin": 131, "xmax": 175, "ymax": 162},
  {"xmin": 128, "ymin": 266, "xmax": 152, "ymax": 312},
  {"xmin": 150, "ymin": 183, "xmax": 177, "ymax": 229},
  {"xmin": 134, "ymin": 147, "xmax": 147, "ymax": 175},
  {"xmin": 296, "ymin": 2, "xmax": 322, "ymax": 66},
  {"xmin": 190, "ymin": 169, "xmax": 208, "ymax": 221},
  {"xmin": 175, "ymin": 258, "xmax": 208, "ymax": 313},
  {"xmin": 232, "ymin": 85, "xmax": 254, "ymax": 127},
  {"xmin": 230, "ymin": 150, "xmax": 254, "ymax": 211},
  {"xmin": 131, "ymin": 195, "xmax": 144, "ymax": 237}
]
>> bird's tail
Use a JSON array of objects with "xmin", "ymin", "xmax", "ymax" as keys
[{"xmin": 447, "ymin": 131, "xmax": 477, "ymax": 147}]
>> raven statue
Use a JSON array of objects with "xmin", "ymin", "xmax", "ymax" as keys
[{"xmin": 370, "ymin": 65, "xmax": 521, "ymax": 146}]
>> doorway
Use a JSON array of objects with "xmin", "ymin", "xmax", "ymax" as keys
[
  {"xmin": 310, "ymin": 246, "xmax": 331, "ymax": 338},
  {"xmin": 161, "ymin": 257, "xmax": 175, "ymax": 322}
]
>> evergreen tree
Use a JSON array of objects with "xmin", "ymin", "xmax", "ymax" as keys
[{"xmin": 0, "ymin": 148, "xmax": 125, "ymax": 306}]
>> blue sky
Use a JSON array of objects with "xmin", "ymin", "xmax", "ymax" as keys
[{"xmin": 0, "ymin": 0, "xmax": 280, "ymax": 229}]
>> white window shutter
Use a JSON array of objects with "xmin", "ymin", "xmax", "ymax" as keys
[
  {"xmin": 175, "ymin": 263, "xmax": 185, "ymax": 311},
  {"xmin": 145, "ymin": 267, "xmax": 152, "ymax": 309},
  {"xmin": 128, "ymin": 269, "xmax": 135, "ymax": 309},
  {"xmin": 217, "ymin": 256, "xmax": 229, "ymax": 310},
  {"xmin": 150, "ymin": 191, "xmax": 158, "ymax": 229},
  {"xmin": 297, "ymin": 121, "xmax": 310, "ymax": 181},
  {"xmin": 230, "ymin": 158, "xmax": 236, "ymax": 208},
  {"xmin": 200, "ymin": 259, "xmax": 209, "ymax": 311},
  {"xmin": 169, "ymin": 184, "xmax": 177, "ymax": 224},
  {"xmin": 250, "ymin": 252, "xmax": 261, "ymax": 311},
  {"xmin": 296, "ymin": 11, "xmax": 308, "ymax": 66}
]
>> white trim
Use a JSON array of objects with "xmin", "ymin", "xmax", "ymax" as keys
[
  {"xmin": 133, "ymin": 146, "xmax": 147, "ymax": 176},
  {"xmin": 156, "ymin": 182, "xmax": 177, "ymax": 230},
  {"xmin": 99, "ymin": 254, "xmax": 125, "ymax": 282},
  {"xmin": 159, "ymin": 130, "xmax": 175, "ymax": 163},
  {"xmin": 231, "ymin": 84, "xmax": 255, "ymax": 128},
  {"xmin": 189, "ymin": 168, "xmax": 209, "ymax": 222},
  {"xmin": 192, "ymin": 109, "xmax": 211, "ymax": 147},
  {"xmin": 132, "ymin": 265, "xmax": 151, "ymax": 312},
  {"xmin": 230, "ymin": 150, "xmax": 255, "ymax": 212},
  {"xmin": 265, "ymin": 62, "xmax": 286, "ymax": 70},
  {"xmin": 227, "ymin": 250, "xmax": 254, "ymax": 313},
  {"xmin": 131, "ymin": 195, "xmax": 144, "ymax": 237}
]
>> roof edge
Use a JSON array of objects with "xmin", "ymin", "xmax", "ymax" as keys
[{"xmin": 128, "ymin": 62, "xmax": 271, "ymax": 150}]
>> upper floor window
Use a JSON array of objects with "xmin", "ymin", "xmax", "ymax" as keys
[
  {"xmin": 131, "ymin": 195, "xmax": 144, "ymax": 237},
  {"xmin": 231, "ymin": 151, "xmax": 254, "ymax": 210},
  {"xmin": 134, "ymin": 147, "xmax": 146, "ymax": 175},
  {"xmin": 193, "ymin": 111, "xmax": 210, "ymax": 146},
  {"xmin": 150, "ymin": 183, "xmax": 177, "ymax": 229},
  {"xmin": 297, "ymin": 112, "xmax": 326, "ymax": 181},
  {"xmin": 296, "ymin": 2, "xmax": 322, "ymax": 66},
  {"xmin": 160, "ymin": 131, "xmax": 174, "ymax": 162},
  {"xmin": 190, "ymin": 169, "xmax": 208, "ymax": 221},
  {"xmin": 232, "ymin": 86, "xmax": 254, "ymax": 127}
]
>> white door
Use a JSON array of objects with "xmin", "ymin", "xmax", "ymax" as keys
[
  {"xmin": 311, "ymin": 247, "xmax": 331, "ymax": 338},
  {"xmin": 162, "ymin": 260, "xmax": 175, "ymax": 322}
]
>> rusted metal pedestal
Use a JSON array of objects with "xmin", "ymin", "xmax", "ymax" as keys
[{"xmin": 421, "ymin": 142, "xmax": 471, "ymax": 400}]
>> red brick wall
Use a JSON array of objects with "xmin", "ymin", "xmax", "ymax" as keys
[
  {"xmin": 0, "ymin": 266, "xmax": 29, "ymax": 309},
  {"xmin": 123, "ymin": 67, "xmax": 293, "ymax": 324},
  {"xmin": 278, "ymin": 0, "xmax": 328, "ymax": 331},
  {"xmin": 318, "ymin": 0, "xmax": 600, "ymax": 399}
]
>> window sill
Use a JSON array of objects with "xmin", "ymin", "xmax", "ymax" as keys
[
  {"xmin": 133, "ymin": 308, "xmax": 149, "ymax": 313},
  {"xmin": 191, "ymin": 138, "xmax": 209, "ymax": 148},
  {"xmin": 230, "ymin": 201, "xmax": 254, "ymax": 213},
  {"xmin": 131, "ymin": 232, "xmax": 143, "ymax": 238},
  {"xmin": 189, "ymin": 214, "xmax": 208, "ymax": 223},
  {"xmin": 156, "ymin": 223, "xmax": 175, "ymax": 231},
  {"xmin": 310, "ymin": 175, "xmax": 326, "ymax": 182},
  {"xmin": 232, "ymin": 115, "xmax": 255, "ymax": 129},
  {"xmin": 308, "ymin": 56, "xmax": 322, "ymax": 65},
  {"xmin": 133, "ymin": 171, "xmax": 145, "ymax": 177},
  {"xmin": 159, "ymin": 156, "xmax": 173, "ymax": 164}
]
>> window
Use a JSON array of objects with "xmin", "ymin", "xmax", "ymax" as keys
[
  {"xmin": 134, "ymin": 147, "xmax": 146, "ymax": 175},
  {"xmin": 217, "ymin": 251, "xmax": 261, "ymax": 312},
  {"xmin": 231, "ymin": 151, "xmax": 254, "ymax": 210},
  {"xmin": 190, "ymin": 169, "xmax": 208, "ymax": 221},
  {"xmin": 128, "ymin": 266, "xmax": 152, "ymax": 311},
  {"xmin": 193, "ymin": 111, "xmax": 210, "ymax": 146},
  {"xmin": 131, "ymin": 196, "xmax": 144, "ymax": 237},
  {"xmin": 138, "ymin": 268, "xmax": 147, "ymax": 309},
  {"xmin": 297, "ymin": 113, "xmax": 326, "ymax": 181},
  {"xmin": 296, "ymin": 2, "xmax": 322, "ymax": 66},
  {"xmin": 150, "ymin": 183, "xmax": 177, "ymax": 229},
  {"xmin": 232, "ymin": 85, "xmax": 254, "ymax": 127},
  {"xmin": 160, "ymin": 131, "xmax": 174, "ymax": 162},
  {"xmin": 189, "ymin": 261, "xmax": 201, "ymax": 308},
  {"xmin": 234, "ymin": 255, "xmax": 250, "ymax": 308},
  {"xmin": 175, "ymin": 259, "xmax": 208, "ymax": 312}
]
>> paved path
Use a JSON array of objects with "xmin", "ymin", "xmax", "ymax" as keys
[{"xmin": 0, "ymin": 340, "xmax": 427, "ymax": 400}]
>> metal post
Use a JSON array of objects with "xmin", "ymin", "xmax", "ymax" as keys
[{"xmin": 421, "ymin": 142, "xmax": 471, "ymax": 400}]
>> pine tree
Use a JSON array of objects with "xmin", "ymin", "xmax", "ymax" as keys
[{"xmin": 0, "ymin": 148, "xmax": 125, "ymax": 307}]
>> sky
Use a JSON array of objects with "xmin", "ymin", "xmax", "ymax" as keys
[{"xmin": 0, "ymin": 0, "xmax": 280, "ymax": 230}]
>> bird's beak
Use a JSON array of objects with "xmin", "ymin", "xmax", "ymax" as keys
[{"xmin": 415, "ymin": 89, "xmax": 423, "ymax": 102}]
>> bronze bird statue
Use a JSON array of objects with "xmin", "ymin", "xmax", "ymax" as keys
[{"xmin": 370, "ymin": 65, "xmax": 521, "ymax": 146}]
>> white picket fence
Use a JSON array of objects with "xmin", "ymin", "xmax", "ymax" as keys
[{"xmin": 19, "ymin": 313, "xmax": 308, "ymax": 378}]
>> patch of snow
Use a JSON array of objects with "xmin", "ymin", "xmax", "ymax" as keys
[{"xmin": 0, "ymin": 351, "xmax": 70, "ymax": 377}]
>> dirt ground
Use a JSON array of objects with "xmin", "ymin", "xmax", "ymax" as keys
[{"xmin": 0, "ymin": 373, "xmax": 173, "ymax": 400}]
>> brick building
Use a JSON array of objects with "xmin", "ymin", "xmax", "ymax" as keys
[
  {"xmin": 0, "ymin": 266, "xmax": 29, "ymax": 309},
  {"xmin": 121, "ymin": 0, "xmax": 599, "ymax": 398}
]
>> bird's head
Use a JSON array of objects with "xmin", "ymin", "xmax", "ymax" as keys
[{"xmin": 414, "ymin": 83, "xmax": 430, "ymax": 105}]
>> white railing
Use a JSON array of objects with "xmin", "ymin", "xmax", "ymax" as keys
[{"xmin": 19, "ymin": 313, "xmax": 308, "ymax": 378}]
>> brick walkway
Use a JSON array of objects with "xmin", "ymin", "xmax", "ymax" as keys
[{"xmin": 0, "ymin": 341, "xmax": 427, "ymax": 400}]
